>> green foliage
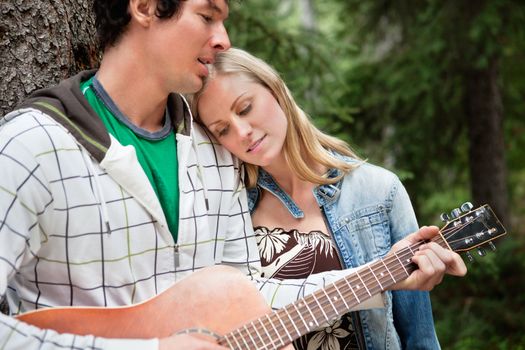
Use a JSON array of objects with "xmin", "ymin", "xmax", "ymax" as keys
[
  {"xmin": 433, "ymin": 238, "xmax": 525, "ymax": 348},
  {"xmin": 225, "ymin": 1, "xmax": 525, "ymax": 347},
  {"xmin": 227, "ymin": 1, "xmax": 352, "ymax": 128}
]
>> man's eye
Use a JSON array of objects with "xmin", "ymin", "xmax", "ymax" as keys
[{"xmin": 200, "ymin": 14, "xmax": 213, "ymax": 23}]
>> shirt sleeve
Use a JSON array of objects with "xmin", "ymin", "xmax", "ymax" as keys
[
  {"xmin": 0, "ymin": 121, "xmax": 159, "ymax": 350},
  {"xmin": 0, "ymin": 314, "xmax": 158, "ymax": 350},
  {"xmin": 387, "ymin": 176, "xmax": 440, "ymax": 349}
]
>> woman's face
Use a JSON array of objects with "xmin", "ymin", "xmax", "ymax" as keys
[{"xmin": 197, "ymin": 73, "xmax": 288, "ymax": 167}]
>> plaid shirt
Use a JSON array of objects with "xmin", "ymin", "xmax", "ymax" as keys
[{"xmin": 0, "ymin": 91, "xmax": 368, "ymax": 349}]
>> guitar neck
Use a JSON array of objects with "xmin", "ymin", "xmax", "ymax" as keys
[{"xmin": 219, "ymin": 235, "xmax": 446, "ymax": 349}]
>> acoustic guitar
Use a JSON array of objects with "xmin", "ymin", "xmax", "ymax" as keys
[{"xmin": 17, "ymin": 203, "xmax": 506, "ymax": 350}]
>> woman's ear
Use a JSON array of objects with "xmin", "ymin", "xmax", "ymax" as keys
[{"xmin": 129, "ymin": 0, "xmax": 156, "ymax": 28}]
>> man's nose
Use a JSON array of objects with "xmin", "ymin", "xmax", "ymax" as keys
[{"xmin": 211, "ymin": 23, "xmax": 231, "ymax": 52}]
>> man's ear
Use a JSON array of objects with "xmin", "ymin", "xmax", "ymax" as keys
[{"xmin": 129, "ymin": 0, "xmax": 156, "ymax": 27}]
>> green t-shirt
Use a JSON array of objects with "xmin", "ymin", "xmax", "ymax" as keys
[{"xmin": 80, "ymin": 76, "xmax": 179, "ymax": 242}]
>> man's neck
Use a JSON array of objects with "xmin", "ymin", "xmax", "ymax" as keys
[{"xmin": 96, "ymin": 48, "xmax": 168, "ymax": 133}]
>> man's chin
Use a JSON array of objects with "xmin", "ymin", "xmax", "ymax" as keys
[{"xmin": 179, "ymin": 77, "xmax": 205, "ymax": 95}]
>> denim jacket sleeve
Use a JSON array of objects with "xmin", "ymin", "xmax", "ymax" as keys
[{"xmin": 388, "ymin": 177, "xmax": 440, "ymax": 349}]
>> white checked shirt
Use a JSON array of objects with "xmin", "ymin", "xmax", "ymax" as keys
[{"xmin": 0, "ymin": 107, "xmax": 375, "ymax": 350}]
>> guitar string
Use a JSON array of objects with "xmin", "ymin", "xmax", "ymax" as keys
[{"xmin": 221, "ymin": 219, "xmax": 476, "ymax": 349}]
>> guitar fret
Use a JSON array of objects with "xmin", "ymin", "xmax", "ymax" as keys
[
  {"xmin": 381, "ymin": 258, "xmax": 396, "ymax": 283},
  {"xmin": 265, "ymin": 314, "xmax": 284, "ymax": 347},
  {"xmin": 368, "ymin": 265, "xmax": 384, "ymax": 291},
  {"xmin": 322, "ymin": 288, "xmax": 338, "ymax": 314},
  {"xmin": 356, "ymin": 271, "xmax": 372, "ymax": 297},
  {"xmin": 394, "ymin": 251, "xmax": 410, "ymax": 276},
  {"xmin": 223, "ymin": 335, "xmax": 234, "ymax": 349},
  {"xmin": 243, "ymin": 324, "xmax": 257, "ymax": 348},
  {"xmin": 258, "ymin": 318, "xmax": 277, "ymax": 349},
  {"xmin": 249, "ymin": 319, "xmax": 265, "ymax": 348},
  {"xmin": 292, "ymin": 302, "xmax": 313, "ymax": 331},
  {"xmin": 276, "ymin": 309, "xmax": 295, "ymax": 342},
  {"xmin": 283, "ymin": 304, "xmax": 298, "ymax": 337},
  {"xmin": 301, "ymin": 298, "xmax": 320, "ymax": 328},
  {"xmin": 313, "ymin": 293, "xmax": 330, "ymax": 322},
  {"xmin": 238, "ymin": 326, "xmax": 251, "ymax": 349},
  {"xmin": 343, "ymin": 277, "xmax": 360, "ymax": 303},
  {"xmin": 229, "ymin": 330, "xmax": 243, "ymax": 350},
  {"xmin": 334, "ymin": 283, "xmax": 350, "ymax": 309}
]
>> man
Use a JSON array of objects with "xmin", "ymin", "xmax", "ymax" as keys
[{"xmin": 0, "ymin": 1, "xmax": 466, "ymax": 349}]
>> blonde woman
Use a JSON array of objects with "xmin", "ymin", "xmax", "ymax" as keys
[{"xmin": 189, "ymin": 48, "xmax": 461, "ymax": 350}]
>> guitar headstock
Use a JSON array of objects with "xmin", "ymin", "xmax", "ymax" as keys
[{"xmin": 439, "ymin": 203, "xmax": 506, "ymax": 259}]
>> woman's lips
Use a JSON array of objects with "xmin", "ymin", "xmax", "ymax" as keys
[{"xmin": 247, "ymin": 135, "xmax": 266, "ymax": 152}]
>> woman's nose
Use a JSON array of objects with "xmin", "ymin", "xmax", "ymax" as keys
[{"xmin": 235, "ymin": 118, "xmax": 253, "ymax": 138}]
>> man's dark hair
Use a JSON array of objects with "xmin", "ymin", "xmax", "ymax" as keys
[{"xmin": 93, "ymin": 0, "xmax": 186, "ymax": 50}]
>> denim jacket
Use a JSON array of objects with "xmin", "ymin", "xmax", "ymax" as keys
[{"xmin": 247, "ymin": 156, "xmax": 440, "ymax": 350}]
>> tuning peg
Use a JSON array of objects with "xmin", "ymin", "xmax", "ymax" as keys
[
  {"xmin": 477, "ymin": 247, "xmax": 486, "ymax": 257},
  {"xmin": 466, "ymin": 251, "xmax": 475, "ymax": 263},
  {"xmin": 450, "ymin": 208, "xmax": 461, "ymax": 219},
  {"xmin": 488, "ymin": 242, "xmax": 497, "ymax": 251},
  {"xmin": 460, "ymin": 202, "xmax": 474, "ymax": 212},
  {"xmin": 440, "ymin": 213, "xmax": 450, "ymax": 222}
]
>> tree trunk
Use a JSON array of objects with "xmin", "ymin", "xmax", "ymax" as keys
[
  {"xmin": 298, "ymin": 0, "xmax": 316, "ymax": 30},
  {"xmin": 464, "ymin": 57, "xmax": 509, "ymax": 227},
  {"xmin": 0, "ymin": 0, "xmax": 99, "ymax": 117},
  {"xmin": 0, "ymin": 0, "xmax": 98, "ymax": 315}
]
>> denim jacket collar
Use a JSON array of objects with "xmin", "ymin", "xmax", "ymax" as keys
[{"xmin": 248, "ymin": 167, "xmax": 344, "ymax": 218}]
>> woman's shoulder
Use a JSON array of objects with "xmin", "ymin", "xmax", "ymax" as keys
[
  {"xmin": 333, "ymin": 156, "xmax": 402, "ymax": 199},
  {"xmin": 331, "ymin": 151, "xmax": 398, "ymax": 181}
]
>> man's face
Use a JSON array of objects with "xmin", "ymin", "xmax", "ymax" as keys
[{"xmin": 147, "ymin": 0, "xmax": 231, "ymax": 94}]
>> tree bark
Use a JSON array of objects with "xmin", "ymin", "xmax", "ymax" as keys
[
  {"xmin": 0, "ymin": 0, "xmax": 99, "ymax": 117},
  {"xmin": 0, "ymin": 0, "xmax": 98, "ymax": 315},
  {"xmin": 464, "ymin": 57, "xmax": 509, "ymax": 227}
]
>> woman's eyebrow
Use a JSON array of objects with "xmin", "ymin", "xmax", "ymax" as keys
[{"xmin": 231, "ymin": 92, "xmax": 248, "ymax": 111}]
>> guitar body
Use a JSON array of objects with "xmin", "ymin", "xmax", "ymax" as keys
[{"xmin": 17, "ymin": 265, "xmax": 270, "ymax": 340}]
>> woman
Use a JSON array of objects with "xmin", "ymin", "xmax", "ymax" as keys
[{"xmin": 189, "ymin": 48, "xmax": 444, "ymax": 350}]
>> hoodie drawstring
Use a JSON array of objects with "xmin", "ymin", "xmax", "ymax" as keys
[
  {"xmin": 179, "ymin": 94, "xmax": 210, "ymax": 211},
  {"xmin": 81, "ymin": 146, "xmax": 112, "ymax": 234}
]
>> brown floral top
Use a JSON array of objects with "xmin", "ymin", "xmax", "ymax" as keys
[{"xmin": 254, "ymin": 226, "xmax": 365, "ymax": 350}]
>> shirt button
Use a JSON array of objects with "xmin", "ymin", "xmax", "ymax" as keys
[{"xmin": 344, "ymin": 218, "xmax": 350, "ymax": 223}]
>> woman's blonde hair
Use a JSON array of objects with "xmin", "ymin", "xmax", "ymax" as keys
[{"xmin": 188, "ymin": 47, "xmax": 360, "ymax": 188}]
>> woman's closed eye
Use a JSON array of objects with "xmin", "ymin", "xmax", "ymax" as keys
[
  {"xmin": 217, "ymin": 124, "xmax": 230, "ymax": 137},
  {"xmin": 238, "ymin": 103, "xmax": 252, "ymax": 116}
]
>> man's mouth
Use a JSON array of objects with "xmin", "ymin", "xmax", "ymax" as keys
[
  {"xmin": 198, "ymin": 56, "xmax": 214, "ymax": 65},
  {"xmin": 197, "ymin": 58, "xmax": 211, "ymax": 77}
]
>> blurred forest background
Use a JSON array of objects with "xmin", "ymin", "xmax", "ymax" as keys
[{"xmin": 1, "ymin": 0, "xmax": 524, "ymax": 349}]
